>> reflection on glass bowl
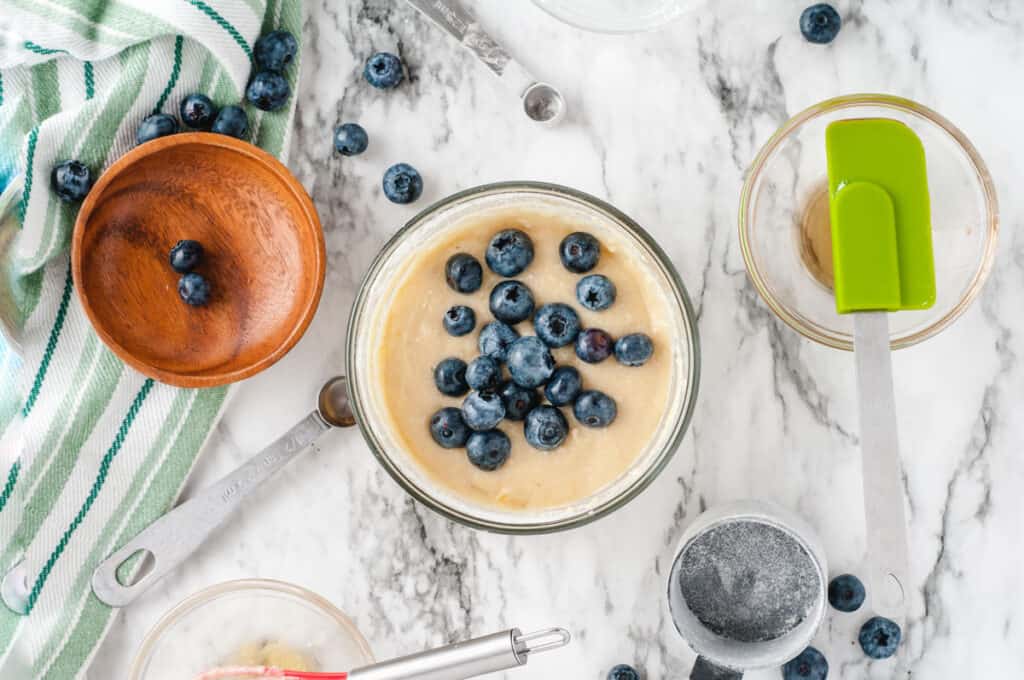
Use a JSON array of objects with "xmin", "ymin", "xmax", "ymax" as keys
[
  {"xmin": 531, "ymin": 0, "xmax": 705, "ymax": 34},
  {"xmin": 739, "ymin": 94, "xmax": 998, "ymax": 350}
]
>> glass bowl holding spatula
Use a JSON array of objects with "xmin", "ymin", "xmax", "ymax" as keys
[{"xmin": 740, "ymin": 95, "xmax": 999, "ymax": 622}]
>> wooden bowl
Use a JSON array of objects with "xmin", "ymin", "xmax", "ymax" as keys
[{"xmin": 72, "ymin": 133, "xmax": 325, "ymax": 388}]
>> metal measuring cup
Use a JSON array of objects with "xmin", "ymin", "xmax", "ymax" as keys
[{"xmin": 666, "ymin": 501, "xmax": 828, "ymax": 679}]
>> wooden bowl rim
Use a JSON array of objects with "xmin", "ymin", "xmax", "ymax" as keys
[{"xmin": 71, "ymin": 132, "xmax": 326, "ymax": 388}]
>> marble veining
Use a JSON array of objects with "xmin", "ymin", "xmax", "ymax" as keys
[{"xmin": 89, "ymin": 1, "xmax": 1024, "ymax": 678}]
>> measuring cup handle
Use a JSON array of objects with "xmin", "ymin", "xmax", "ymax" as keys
[{"xmin": 690, "ymin": 656, "xmax": 743, "ymax": 680}]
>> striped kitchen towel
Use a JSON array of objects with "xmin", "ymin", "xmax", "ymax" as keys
[{"xmin": 0, "ymin": 1, "xmax": 303, "ymax": 678}]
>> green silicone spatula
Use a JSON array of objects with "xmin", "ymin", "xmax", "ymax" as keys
[{"xmin": 826, "ymin": 118, "xmax": 935, "ymax": 619}]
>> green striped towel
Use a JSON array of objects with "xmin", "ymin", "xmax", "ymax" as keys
[{"xmin": 0, "ymin": 1, "xmax": 303, "ymax": 677}]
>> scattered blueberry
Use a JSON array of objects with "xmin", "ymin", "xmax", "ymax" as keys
[
  {"xmin": 479, "ymin": 321, "xmax": 520, "ymax": 362},
  {"xmin": 179, "ymin": 94, "xmax": 217, "ymax": 129},
  {"xmin": 383, "ymin": 162, "xmax": 423, "ymax": 204},
  {"xmin": 800, "ymin": 4, "xmax": 841, "ymax": 44},
  {"xmin": 574, "ymin": 390, "xmax": 617, "ymax": 427},
  {"xmin": 533, "ymin": 303, "xmax": 581, "ymax": 348},
  {"xmin": 485, "ymin": 229, "xmax": 534, "ymax": 276},
  {"xmin": 614, "ymin": 333, "xmax": 654, "ymax": 367},
  {"xmin": 544, "ymin": 366, "xmax": 582, "ymax": 406},
  {"xmin": 364, "ymin": 52, "xmax": 405, "ymax": 89},
  {"xmin": 254, "ymin": 30, "xmax": 298, "ymax": 72},
  {"xmin": 246, "ymin": 70, "xmax": 291, "ymax": 111},
  {"xmin": 489, "ymin": 280, "xmax": 535, "ymax": 324},
  {"xmin": 499, "ymin": 381, "xmax": 539, "ymax": 421},
  {"xmin": 524, "ymin": 405, "xmax": 569, "ymax": 451},
  {"xmin": 211, "ymin": 105, "xmax": 249, "ymax": 139},
  {"xmin": 506, "ymin": 336, "xmax": 555, "ymax": 389},
  {"xmin": 445, "ymin": 253, "xmax": 483, "ymax": 294},
  {"xmin": 577, "ymin": 274, "xmax": 617, "ymax": 311},
  {"xmin": 827, "ymin": 574, "xmax": 866, "ymax": 613},
  {"xmin": 443, "ymin": 305, "xmax": 476, "ymax": 336},
  {"xmin": 560, "ymin": 232, "xmax": 600, "ymax": 273},
  {"xmin": 607, "ymin": 665, "xmax": 641, "ymax": 680},
  {"xmin": 169, "ymin": 240, "xmax": 204, "ymax": 273},
  {"xmin": 461, "ymin": 390, "xmax": 506, "ymax": 431},
  {"xmin": 575, "ymin": 328, "xmax": 614, "ymax": 363},
  {"xmin": 177, "ymin": 272, "xmax": 211, "ymax": 306},
  {"xmin": 858, "ymin": 616, "xmax": 901, "ymax": 659},
  {"xmin": 50, "ymin": 160, "xmax": 92, "ymax": 202},
  {"xmin": 782, "ymin": 647, "xmax": 828, "ymax": 680},
  {"xmin": 333, "ymin": 122, "xmax": 368, "ymax": 156},
  {"xmin": 429, "ymin": 407, "xmax": 470, "ymax": 449},
  {"xmin": 136, "ymin": 113, "xmax": 178, "ymax": 145},
  {"xmin": 466, "ymin": 356, "xmax": 501, "ymax": 391},
  {"xmin": 466, "ymin": 429, "xmax": 511, "ymax": 471},
  {"xmin": 433, "ymin": 357, "xmax": 469, "ymax": 397}
]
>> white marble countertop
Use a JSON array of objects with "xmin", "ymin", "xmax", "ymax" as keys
[{"xmin": 91, "ymin": 1, "xmax": 1024, "ymax": 678}]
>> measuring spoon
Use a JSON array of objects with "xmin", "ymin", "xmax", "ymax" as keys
[{"xmin": 91, "ymin": 377, "xmax": 356, "ymax": 607}]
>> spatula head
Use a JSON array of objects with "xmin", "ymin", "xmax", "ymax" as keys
[{"xmin": 826, "ymin": 118, "xmax": 936, "ymax": 314}]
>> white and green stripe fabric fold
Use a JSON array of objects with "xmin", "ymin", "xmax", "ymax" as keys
[{"xmin": 0, "ymin": 2, "xmax": 302, "ymax": 678}]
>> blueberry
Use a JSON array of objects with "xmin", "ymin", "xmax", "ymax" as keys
[
  {"xmin": 782, "ymin": 647, "xmax": 828, "ymax": 680},
  {"xmin": 544, "ymin": 366, "xmax": 581, "ymax": 406},
  {"xmin": 524, "ymin": 405, "xmax": 569, "ymax": 450},
  {"xmin": 489, "ymin": 280, "xmax": 535, "ymax": 324},
  {"xmin": 485, "ymin": 229, "xmax": 534, "ymax": 276},
  {"xmin": 364, "ymin": 52, "xmax": 405, "ymax": 89},
  {"xmin": 179, "ymin": 93, "xmax": 217, "ymax": 130},
  {"xmin": 800, "ymin": 4, "xmax": 841, "ymax": 44},
  {"xmin": 858, "ymin": 616, "xmax": 901, "ymax": 659},
  {"xmin": 479, "ymin": 321, "xmax": 519, "ymax": 362},
  {"xmin": 461, "ymin": 390, "xmax": 506, "ymax": 431},
  {"xmin": 136, "ymin": 113, "xmax": 178, "ymax": 145},
  {"xmin": 466, "ymin": 430, "xmax": 511, "ymax": 471},
  {"xmin": 334, "ymin": 122, "xmax": 368, "ymax": 156},
  {"xmin": 499, "ymin": 381, "xmax": 539, "ymax": 421},
  {"xmin": 614, "ymin": 333, "xmax": 654, "ymax": 367},
  {"xmin": 445, "ymin": 253, "xmax": 483, "ymax": 294},
  {"xmin": 560, "ymin": 232, "xmax": 600, "ymax": 273},
  {"xmin": 443, "ymin": 305, "xmax": 476, "ymax": 336},
  {"xmin": 506, "ymin": 336, "xmax": 555, "ymax": 389},
  {"xmin": 575, "ymin": 328, "xmax": 613, "ymax": 363},
  {"xmin": 169, "ymin": 240, "xmax": 203, "ymax": 273},
  {"xmin": 177, "ymin": 272, "xmax": 211, "ymax": 306},
  {"xmin": 577, "ymin": 274, "xmax": 616, "ymax": 311},
  {"xmin": 254, "ymin": 30, "xmax": 298, "ymax": 71},
  {"xmin": 607, "ymin": 665, "xmax": 641, "ymax": 680},
  {"xmin": 574, "ymin": 390, "xmax": 617, "ymax": 427},
  {"xmin": 383, "ymin": 163, "xmax": 423, "ymax": 204},
  {"xmin": 246, "ymin": 70, "xmax": 291, "ymax": 111},
  {"xmin": 827, "ymin": 573, "xmax": 865, "ymax": 613},
  {"xmin": 466, "ymin": 356, "xmax": 501, "ymax": 391},
  {"xmin": 50, "ymin": 160, "xmax": 92, "ymax": 202},
  {"xmin": 211, "ymin": 105, "xmax": 249, "ymax": 139},
  {"xmin": 533, "ymin": 303, "xmax": 580, "ymax": 348},
  {"xmin": 433, "ymin": 357, "xmax": 469, "ymax": 397},
  {"xmin": 429, "ymin": 407, "xmax": 469, "ymax": 449}
]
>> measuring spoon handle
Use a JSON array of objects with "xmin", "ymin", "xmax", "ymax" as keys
[{"xmin": 91, "ymin": 412, "xmax": 330, "ymax": 607}]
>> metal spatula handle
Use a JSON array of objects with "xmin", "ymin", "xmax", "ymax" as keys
[
  {"xmin": 349, "ymin": 628, "xmax": 570, "ymax": 680},
  {"xmin": 853, "ymin": 312, "xmax": 909, "ymax": 617}
]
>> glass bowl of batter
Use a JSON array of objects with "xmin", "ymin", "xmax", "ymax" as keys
[
  {"xmin": 346, "ymin": 182, "xmax": 700, "ymax": 533},
  {"xmin": 739, "ymin": 94, "xmax": 999, "ymax": 350},
  {"xmin": 130, "ymin": 579, "xmax": 373, "ymax": 680}
]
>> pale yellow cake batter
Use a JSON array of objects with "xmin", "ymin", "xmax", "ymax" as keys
[{"xmin": 375, "ymin": 207, "xmax": 675, "ymax": 510}]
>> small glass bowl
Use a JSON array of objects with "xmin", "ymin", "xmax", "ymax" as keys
[
  {"xmin": 739, "ymin": 94, "xmax": 998, "ymax": 350},
  {"xmin": 531, "ymin": 0, "xmax": 705, "ymax": 34},
  {"xmin": 346, "ymin": 182, "xmax": 700, "ymax": 534},
  {"xmin": 129, "ymin": 579, "xmax": 374, "ymax": 680}
]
